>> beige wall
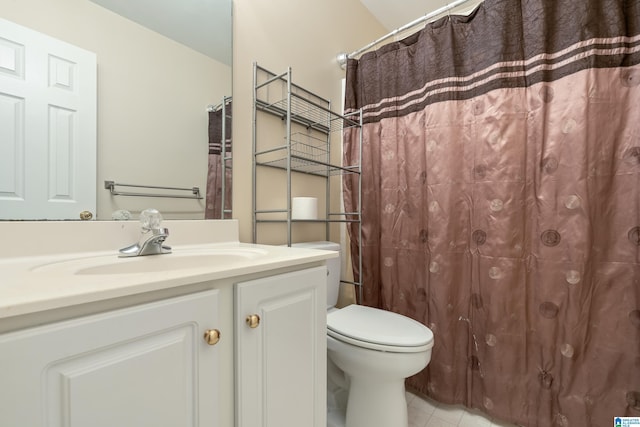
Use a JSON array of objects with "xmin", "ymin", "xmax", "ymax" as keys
[
  {"xmin": 232, "ymin": 0, "xmax": 386, "ymax": 243},
  {"xmin": 0, "ymin": 0, "xmax": 231, "ymax": 220}
]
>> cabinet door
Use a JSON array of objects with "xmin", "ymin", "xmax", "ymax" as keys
[
  {"xmin": 235, "ymin": 267, "xmax": 327, "ymax": 427},
  {"xmin": 0, "ymin": 290, "xmax": 220, "ymax": 427}
]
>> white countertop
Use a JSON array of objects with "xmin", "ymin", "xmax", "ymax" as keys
[{"xmin": 0, "ymin": 220, "xmax": 337, "ymax": 320}]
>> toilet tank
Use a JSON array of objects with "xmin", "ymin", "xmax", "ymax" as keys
[{"xmin": 291, "ymin": 241, "xmax": 341, "ymax": 309}]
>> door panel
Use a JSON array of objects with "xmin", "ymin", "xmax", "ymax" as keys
[
  {"xmin": 0, "ymin": 18, "xmax": 96, "ymax": 219},
  {"xmin": 0, "ymin": 290, "xmax": 219, "ymax": 427},
  {"xmin": 236, "ymin": 267, "xmax": 327, "ymax": 427}
]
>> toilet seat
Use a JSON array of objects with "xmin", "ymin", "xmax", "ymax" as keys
[{"xmin": 327, "ymin": 305, "xmax": 434, "ymax": 353}]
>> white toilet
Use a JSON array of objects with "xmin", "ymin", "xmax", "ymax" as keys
[{"xmin": 293, "ymin": 242, "xmax": 434, "ymax": 427}]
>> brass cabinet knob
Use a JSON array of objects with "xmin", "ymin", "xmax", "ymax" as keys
[
  {"xmin": 246, "ymin": 314, "xmax": 260, "ymax": 328},
  {"xmin": 203, "ymin": 329, "xmax": 221, "ymax": 345},
  {"xmin": 79, "ymin": 210, "xmax": 93, "ymax": 220}
]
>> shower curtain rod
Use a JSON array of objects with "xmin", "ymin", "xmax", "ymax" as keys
[{"xmin": 337, "ymin": 0, "xmax": 477, "ymax": 68}]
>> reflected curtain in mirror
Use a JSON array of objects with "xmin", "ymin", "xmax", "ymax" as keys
[
  {"xmin": 343, "ymin": 1, "xmax": 640, "ymax": 426},
  {"xmin": 206, "ymin": 98, "xmax": 232, "ymax": 219}
]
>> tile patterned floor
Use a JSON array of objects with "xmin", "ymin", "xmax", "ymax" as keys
[{"xmin": 407, "ymin": 391, "xmax": 518, "ymax": 427}]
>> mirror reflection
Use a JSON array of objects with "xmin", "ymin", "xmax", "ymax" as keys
[{"xmin": 0, "ymin": 0, "xmax": 232, "ymax": 221}]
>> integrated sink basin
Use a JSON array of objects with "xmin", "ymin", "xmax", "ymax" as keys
[{"xmin": 31, "ymin": 247, "xmax": 270, "ymax": 275}]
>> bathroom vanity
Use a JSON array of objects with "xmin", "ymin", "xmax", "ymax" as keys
[{"xmin": 0, "ymin": 220, "xmax": 332, "ymax": 427}]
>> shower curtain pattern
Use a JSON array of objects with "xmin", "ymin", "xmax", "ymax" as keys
[
  {"xmin": 342, "ymin": 1, "xmax": 640, "ymax": 426},
  {"xmin": 205, "ymin": 102, "xmax": 232, "ymax": 219}
]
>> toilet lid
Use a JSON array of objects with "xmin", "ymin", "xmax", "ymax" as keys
[{"xmin": 327, "ymin": 305, "xmax": 434, "ymax": 352}]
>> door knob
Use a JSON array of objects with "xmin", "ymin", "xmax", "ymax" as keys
[
  {"xmin": 203, "ymin": 329, "xmax": 221, "ymax": 345},
  {"xmin": 246, "ymin": 314, "xmax": 260, "ymax": 328}
]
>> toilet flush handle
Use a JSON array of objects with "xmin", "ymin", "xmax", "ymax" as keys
[{"xmin": 246, "ymin": 314, "xmax": 260, "ymax": 328}]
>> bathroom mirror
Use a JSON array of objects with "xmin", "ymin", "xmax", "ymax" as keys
[{"xmin": 0, "ymin": 0, "xmax": 232, "ymax": 220}]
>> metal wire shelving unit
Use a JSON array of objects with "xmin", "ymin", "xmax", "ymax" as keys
[{"xmin": 252, "ymin": 63, "xmax": 363, "ymax": 300}]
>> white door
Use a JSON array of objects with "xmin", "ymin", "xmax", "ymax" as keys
[
  {"xmin": 0, "ymin": 290, "xmax": 220, "ymax": 427},
  {"xmin": 0, "ymin": 18, "xmax": 97, "ymax": 220},
  {"xmin": 235, "ymin": 267, "xmax": 327, "ymax": 427}
]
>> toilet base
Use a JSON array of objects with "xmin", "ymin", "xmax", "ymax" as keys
[
  {"xmin": 327, "ymin": 377, "xmax": 408, "ymax": 427},
  {"xmin": 327, "ymin": 409, "xmax": 346, "ymax": 427},
  {"xmin": 345, "ymin": 378, "xmax": 408, "ymax": 427},
  {"xmin": 327, "ymin": 335, "xmax": 430, "ymax": 427},
  {"xmin": 327, "ymin": 358, "xmax": 347, "ymax": 427},
  {"xmin": 327, "ymin": 351, "xmax": 410, "ymax": 427}
]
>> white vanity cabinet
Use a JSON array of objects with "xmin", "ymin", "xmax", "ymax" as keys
[
  {"xmin": 235, "ymin": 266, "xmax": 327, "ymax": 427},
  {"xmin": 0, "ymin": 289, "xmax": 221, "ymax": 427}
]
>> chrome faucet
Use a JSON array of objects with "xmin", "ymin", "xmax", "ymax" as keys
[{"xmin": 119, "ymin": 208, "xmax": 172, "ymax": 257}]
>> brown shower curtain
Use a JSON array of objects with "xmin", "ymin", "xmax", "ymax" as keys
[
  {"xmin": 342, "ymin": 1, "xmax": 640, "ymax": 426},
  {"xmin": 206, "ymin": 100, "xmax": 232, "ymax": 219}
]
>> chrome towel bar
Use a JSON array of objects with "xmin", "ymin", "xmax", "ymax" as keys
[{"xmin": 104, "ymin": 181, "xmax": 202, "ymax": 200}]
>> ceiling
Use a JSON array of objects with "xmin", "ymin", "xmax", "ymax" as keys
[
  {"xmin": 87, "ymin": 0, "xmax": 483, "ymax": 66},
  {"xmin": 89, "ymin": 0, "xmax": 232, "ymax": 65},
  {"xmin": 359, "ymin": 0, "xmax": 483, "ymax": 32}
]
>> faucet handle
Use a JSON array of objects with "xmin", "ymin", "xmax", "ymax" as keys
[{"xmin": 140, "ymin": 208, "xmax": 163, "ymax": 231}]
